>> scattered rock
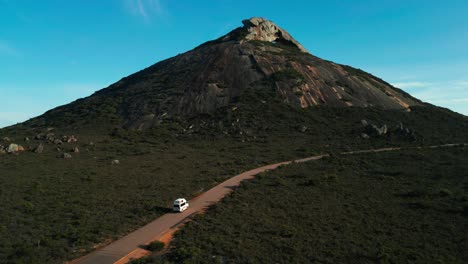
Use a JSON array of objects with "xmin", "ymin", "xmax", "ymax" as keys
[
  {"xmin": 24, "ymin": 137, "xmax": 30, "ymax": 142},
  {"xmin": 361, "ymin": 121, "xmax": 416, "ymax": 140},
  {"xmin": 46, "ymin": 133, "xmax": 55, "ymax": 142},
  {"xmin": 35, "ymin": 133, "xmax": 45, "ymax": 140},
  {"xmin": 366, "ymin": 124, "xmax": 388, "ymax": 136},
  {"xmin": 63, "ymin": 135, "xmax": 78, "ymax": 143},
  {"xmin": 2, "ymin": 137, "xmax": 11, "ymax": 142},
  {"xmin": 34, "ymin": 144, "xmax": 44, "ymax": 154},
  {"xmin": 7, "ymin": 144, "xmax": 19, "ymax": 153},
  {"xmin": 72, "ymin": 146, "xmax": 79, "ymax": 153},
  {"xmin": 53, "ymin": 139, "xmax": 63, "ymax": 145},
  {"xmin": 17, "ymin": 145, "xmax": 25, "ymax": 152},
  {"xmin": 393, "ymin": 122, "xmax": 415, "ymax": 137},
  {"xmin": 61, "ymin": 153, "xmax": 72, "ymax": 159},
  {"xmin": 300, "ymin": 125, "xmax": 308, "ymax": 133},
  {"xmin": 68, "ymin": 135, "xmax": 78, "ymax": 143},
  {"xmin": 111, "ymin": 159, "xmax": 120, "ymax": 165},
  {"xmin": 0, "ymin": 145, "xmax": 6, "ymax": 154},
  {"xmin": 361, "ymin": 119, "xmax": 368, "ymax": 126}
]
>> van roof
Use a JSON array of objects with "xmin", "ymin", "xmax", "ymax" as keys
[{"xmin": 174, "ymin": 198, "xmax": 186, "ymax": 203}]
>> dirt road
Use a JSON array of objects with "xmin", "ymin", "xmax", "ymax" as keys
[{"xmin": 71, "ymin": 144, "xmax": 466, "ymax": 264}]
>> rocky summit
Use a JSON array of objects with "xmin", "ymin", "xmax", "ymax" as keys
[{"xmin": 29, "ymin": 18, "xmax": 420, "ymax": 129}]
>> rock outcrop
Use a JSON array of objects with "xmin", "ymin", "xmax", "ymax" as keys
[
  {"xmin": 240, "ymin": 17, "xmax": 308, "ymax": 53},
  {"xmin": 360, "ymin": 120, "xmax": 416, "ymax": 140}
]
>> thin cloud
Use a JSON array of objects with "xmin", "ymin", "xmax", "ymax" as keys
[
  {"xmin": 124, "ymin": 0, "xmax": 167, "ymax": 22},
  {"xmin": 392, "ymin": 81, "xmax": 431, "ymax": 89},
  {"xmin": 431, "ymin": 98, "xmax": 468, "ymax": 104},
  {"xmin": 397, "ymin": 80, "xmax": 468, "ymax": 116}
]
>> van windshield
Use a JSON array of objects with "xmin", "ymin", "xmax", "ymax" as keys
[{"xmin": 174, "ymin": 204, "xmax": 180, "ymax": 208}]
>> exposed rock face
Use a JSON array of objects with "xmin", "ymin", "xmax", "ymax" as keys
[
  {"xmin": 240, "ymin": 17, "xmax": 308, "ymax": 53},
  {"xmin": 27, "ymin": 17, "xmax": 421, "ymax": 130}
]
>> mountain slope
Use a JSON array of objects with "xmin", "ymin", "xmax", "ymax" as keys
[{"xmin": 27, "ymin": 17, "xmax": 420, "ymax": 130}]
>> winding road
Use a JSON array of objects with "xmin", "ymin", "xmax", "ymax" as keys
[{"xmin": 70, "ymin": 143, "xmax": 466, "ymax": 264}]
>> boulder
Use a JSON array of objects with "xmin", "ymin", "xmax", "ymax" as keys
[
  {"xmin": 67, "ymin": 135, "xmax": 78, "ymax": 143},
  {"xmin": 361, "ymin": 119, "xmax": 368, "ymax": 126},
  {"xmin": 381, "ymin": 124, "xmax": 388, "ymax": 135},
  {"xmin": 53, "ymin": 139, "xmax": 63, "ymax": 145},
  {"xmin": 111, "ymin": 159, "xmax": 120, "ymax": 165},
  {"xmin": 61, "ymin": 153, "xmax": 72, "ymax": 159},
  {"xmin": 361, "ymin": 133, "xmax": 370, "ymax": 139},
  {"xmin": 394, "ymin": 122, "xmax": 413, "ymax": 136},
  {"xmin": 17, "ymin": 145, "xmax": 25, "ymax": 152},
  {"xmin": 35, "ymin": 133, "xmax": 45, "ymax": 140},
  {"xmin": 300, "ymin": 125, "xmax": 308, "ymax": 133},
  {"xmin": 24, "ymin": 137, "xmax": 30, "ymax": 142},
  {"xmin": 2, "ymin": 137, "xmax": 11, "ymax": 142},
  {"xmin": 46, "ymin": 133, "xmax": 55, "ymax": 142},
  {"xmin": 34, "ymin": 144, "xmax": 44, "ymax": 154},
  {"xmin": 0, "ymin": 145, "xmax": 6, "ymax": 154},
  {"xmin": 72, "ymin": 146, "xmax": 79, "ymax": 153},
  {"xmin": 7, "ymin": 144, "xmax": 19, "ymax": 153},
  {"xmin": 366, "ymin": 124, "xmax": 388, "ymax": 136}
]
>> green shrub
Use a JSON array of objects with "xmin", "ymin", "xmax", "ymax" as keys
[
  {"xmin": 146, "ymin": 241, "xmax": 165, "ymax": 252},
  {"xmin": 439, "ymin": 188, "xmax": 452, "ymax": 197}
]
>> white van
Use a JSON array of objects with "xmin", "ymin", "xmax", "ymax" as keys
[{"xmin": 173, "ymin": 198, "xmax": 189, "ymax": 212}]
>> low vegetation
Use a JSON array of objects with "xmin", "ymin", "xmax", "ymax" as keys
[
  {"xmin": 139, "ymin": 146, "xmax": 468, "ymax": 263},
  {"xmin": 146, "ymin": 241, "xmax": 165, "ymax": 252},
  {"xmin": 0, "ymin": 91, "xmax": 466, "ymax": 263}
]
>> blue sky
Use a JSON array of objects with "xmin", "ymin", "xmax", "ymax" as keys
[{"xmin": 1, "ymin": 0, "xmax": 467, "ymax": 128}]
